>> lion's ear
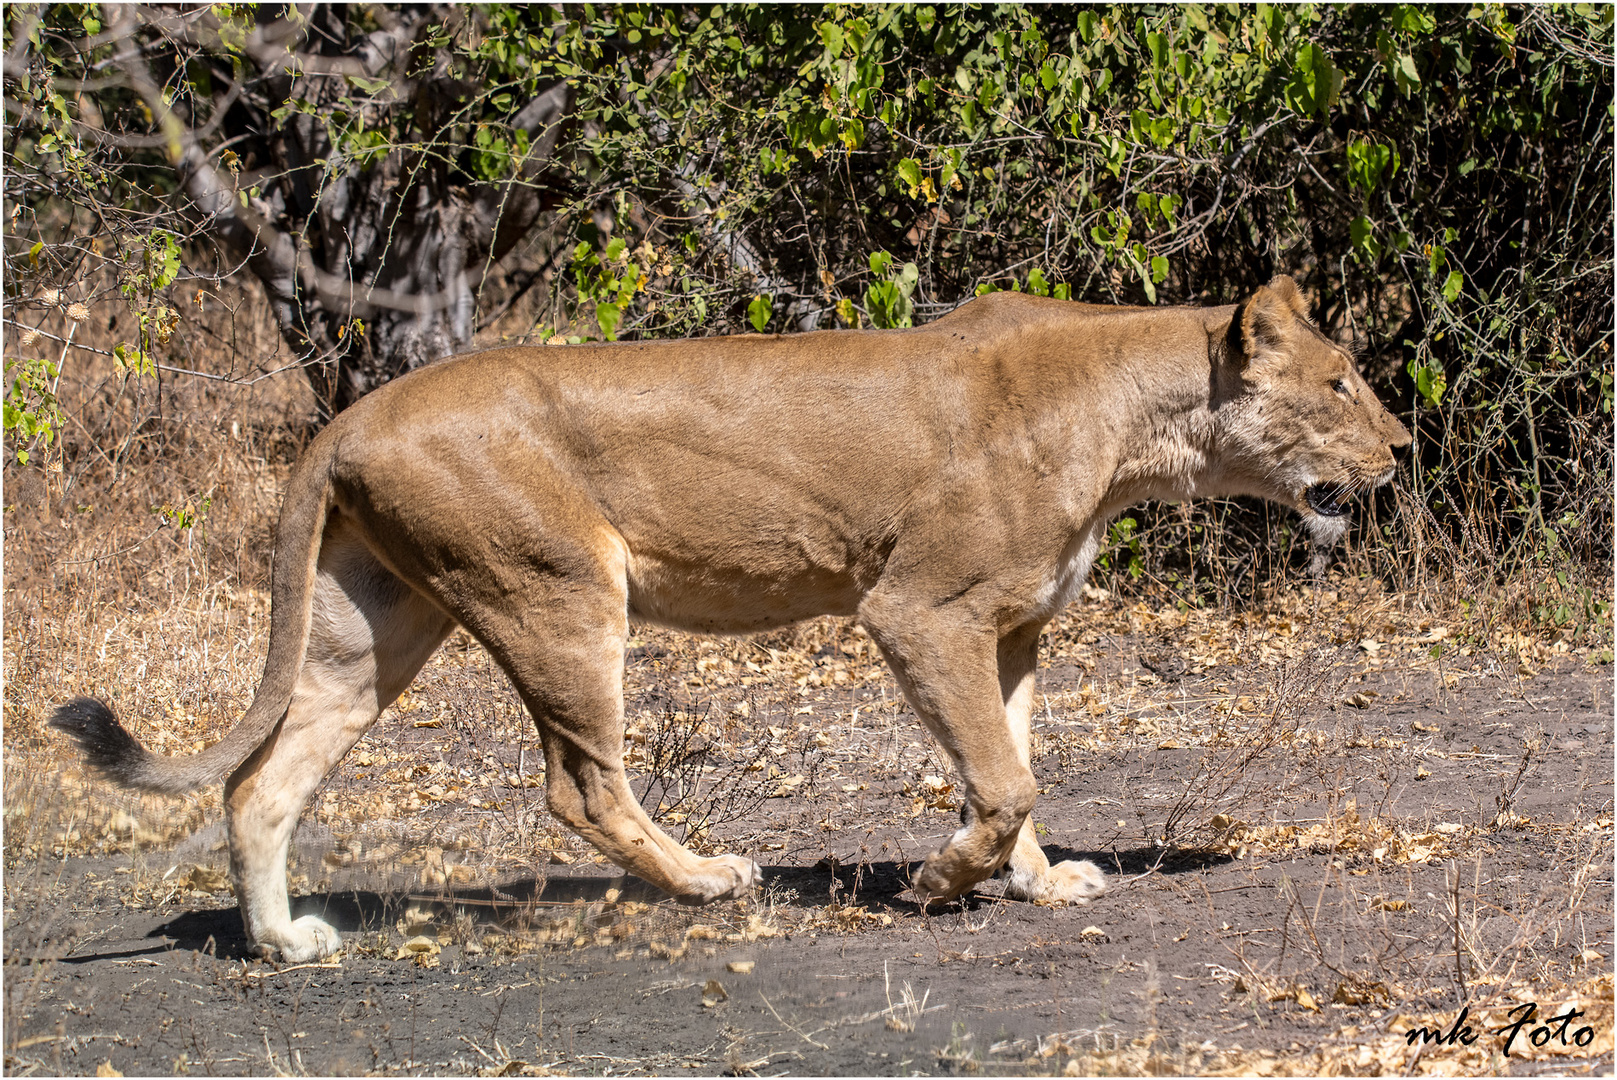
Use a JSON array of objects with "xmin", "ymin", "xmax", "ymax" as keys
[
  {"xmin": 1265, "ymin": 275, "xmax": 1312, "ymax": 322},
  {"xmin": 1236, "ymin": 276, "xmax": 1309, "ymax": 371}
]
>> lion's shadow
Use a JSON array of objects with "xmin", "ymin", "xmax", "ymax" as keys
[{"xmin": 135, "ymin": 846, "xmax": 1232, "ymax": 960}]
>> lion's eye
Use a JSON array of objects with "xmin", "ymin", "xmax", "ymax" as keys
[{"xmin": 1330, "ymin": 378, "xmax": 1348, "ymax": 394}]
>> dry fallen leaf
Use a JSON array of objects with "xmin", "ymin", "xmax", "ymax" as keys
[
  {"xmin": 726, "ymin": 960, "xmax": 755, "ymax": 975},
  {"xmin": 770, "ymin": 774, "xmax": 805, "ymax": 797},
  {"xmin": 185, "ymin": 864, "xmax": 230, "ymax": 893},
  {"xmin": 395, "ymin": 936, "xmax": 441, "ymax": 960},
  {"xmin": 96, "ymin": 1062, "xmax": 123, "ymax": 1077},
  {"xmin": 1331, "ymin": 980, "xmax": 1391, "ymax": 1006},
  {"xmin": 701, "ymin": 979, "xmax": 728, "ymax": 1007}
]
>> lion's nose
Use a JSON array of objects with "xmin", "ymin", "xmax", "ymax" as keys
[{"xmin": 1384, "ymin": 411, "xmax": 1412, "ymax": 450}]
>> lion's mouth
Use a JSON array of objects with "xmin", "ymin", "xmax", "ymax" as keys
[{"xmin": 1304, "ymin": 484, "xmax": 1349, "ymax": 518}]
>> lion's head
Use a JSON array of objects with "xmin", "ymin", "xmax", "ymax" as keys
[{"xmin": 1216, "ymin": 275, "xmax": 1411, "ymax": 547}]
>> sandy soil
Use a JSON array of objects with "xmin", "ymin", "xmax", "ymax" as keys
[{"xmin": 4, "ymin": 595, "xmax": 1612, "ymax": 1076}]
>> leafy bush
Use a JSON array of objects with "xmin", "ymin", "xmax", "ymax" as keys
[{"xmin": 5, "ymin": 3, "xmax": 1611, "ymax": 613}]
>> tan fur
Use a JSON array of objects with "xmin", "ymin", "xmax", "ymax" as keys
[{"xmin": 57, "ymin": 276, "xmax": 1409, "ymax": 960}]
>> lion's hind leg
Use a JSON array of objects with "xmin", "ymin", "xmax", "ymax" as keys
[{"xmin": 226, "ymin": 515, "xmax": 453, "ymax": 961}]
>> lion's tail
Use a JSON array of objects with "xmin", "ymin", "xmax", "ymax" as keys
[{"xmin": 51, "ymin": 431, "xmax": 339, "ymax": 795}]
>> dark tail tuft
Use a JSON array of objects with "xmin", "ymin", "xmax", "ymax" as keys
[{"xmin": 49, "ymin": 698, "xmax": 150, "ymax": 786}]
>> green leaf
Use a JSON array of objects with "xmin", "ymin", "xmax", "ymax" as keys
[
  {"xmin": 1442, "ymin": 270, "xmax": 1463, "ymax": 303},
  {"xmin": 1414, "ymin": 365, "xmax": 1446, "ymax": 407},
  {"xmin": 347, "ymin": 75, "xmax": 394, "ymax": 97},
  {"xmin": 1346, "ymin": 139, "xmax": 1392, "ymax": 195},
  {"xmin": 1393, "ymin": 52, "xmax": 1420, "ymax": 97},
  {"xmin": 1158, "ymin": 194, "xmax": 1180, "ymax": 229},
  {"xmin": 1390, "ymin": 4, "xmax": 1436, "ymax": 35},
  {"xmin": 152, "ymin": 232, "xmax": 181, "ymax": 289},
  {"xmin": 1287, "ymin": 41, "xmax": 1341, "ymax": 116},
  {"xmin": 747, "ymin": 294, "xmax": 772, "ymax": 333},
  {"xmin": 1146, "ymin": 32, "xmax": 1169, "ymax": 71},
  {"xmin": 1124, "ymin": 249, "xmax": 1156, "ymax": 304},
  {"xmin": 1150, "ymin": 255, "xmax": 1169, "ymax": 284},
  {"xmin": 819, "ymin": 21, "xmax": 844, "ymax": 55},
  {"xmin": 1350, "ymin": 216, "xmax": 1382, "ymax": 260},
  {"xmin": 595, "ymin": 302, "xmax": 622, "ymax": 340},
  {"xmin": 896, "ymin": 157, "xmax": 922, "ymax": 194}
]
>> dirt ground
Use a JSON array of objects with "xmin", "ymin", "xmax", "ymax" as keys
[{"xmin": 4, "ymin": 587, "xmax": 1612, "ymax": 1076}]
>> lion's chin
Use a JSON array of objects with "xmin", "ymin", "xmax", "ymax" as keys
[{"xmin": 1301, "ymin": 502, "xmax": 1350, "ymax": 568}]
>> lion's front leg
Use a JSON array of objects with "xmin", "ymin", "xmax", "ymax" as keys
[
  {"xmin": 475, "ymin": 541, "xmax": 759, "ymax": 905},
  {"xmin": 860, "ymin": 600, "xmax": 1038, "ymax": 903},
  {"xmin": 997, "ymin": 626, "xmax": 1107, "ymax": 905},
  {"xmin": 1000, "ymin": 820, "xmax": 1108, "ymax": 904}
]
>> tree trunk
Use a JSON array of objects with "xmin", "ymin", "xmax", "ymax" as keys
[{"xmin": 118, "ymin": 4, "xmax": 570, "ymax": 418}]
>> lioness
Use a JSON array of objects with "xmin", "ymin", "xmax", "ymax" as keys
[{"xmin": 53, "ymin": 275, "xmax": 1408, "ymax": 961}]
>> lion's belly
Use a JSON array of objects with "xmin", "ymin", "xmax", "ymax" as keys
[{"xmin": 624, "ymin": 550, "xmax": 864, "ymax": 634}]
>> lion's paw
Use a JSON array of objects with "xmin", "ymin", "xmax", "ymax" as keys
[
  {"xmin": 910, "ymin": 854, "xmax": 971, "ymax": 906},
  {"xmin": 1042, "ymin": 858, "xmax": 1106, "ymax": 904},
  {"xmin": 682, "ymin": 854, "xmax": 761, "ymax": 903},
  {"xmin": 255, "ymin": 916, "xmax": 343, "ymax": 963},
  {"xmin": 1001, "ymin": 858, "xmax": 1107, "ymax": 905}
]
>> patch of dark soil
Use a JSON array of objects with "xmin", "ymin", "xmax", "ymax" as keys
[{"xmin": 6, "ymin": 635, "xmax": 1611, "ymax": 1075}]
